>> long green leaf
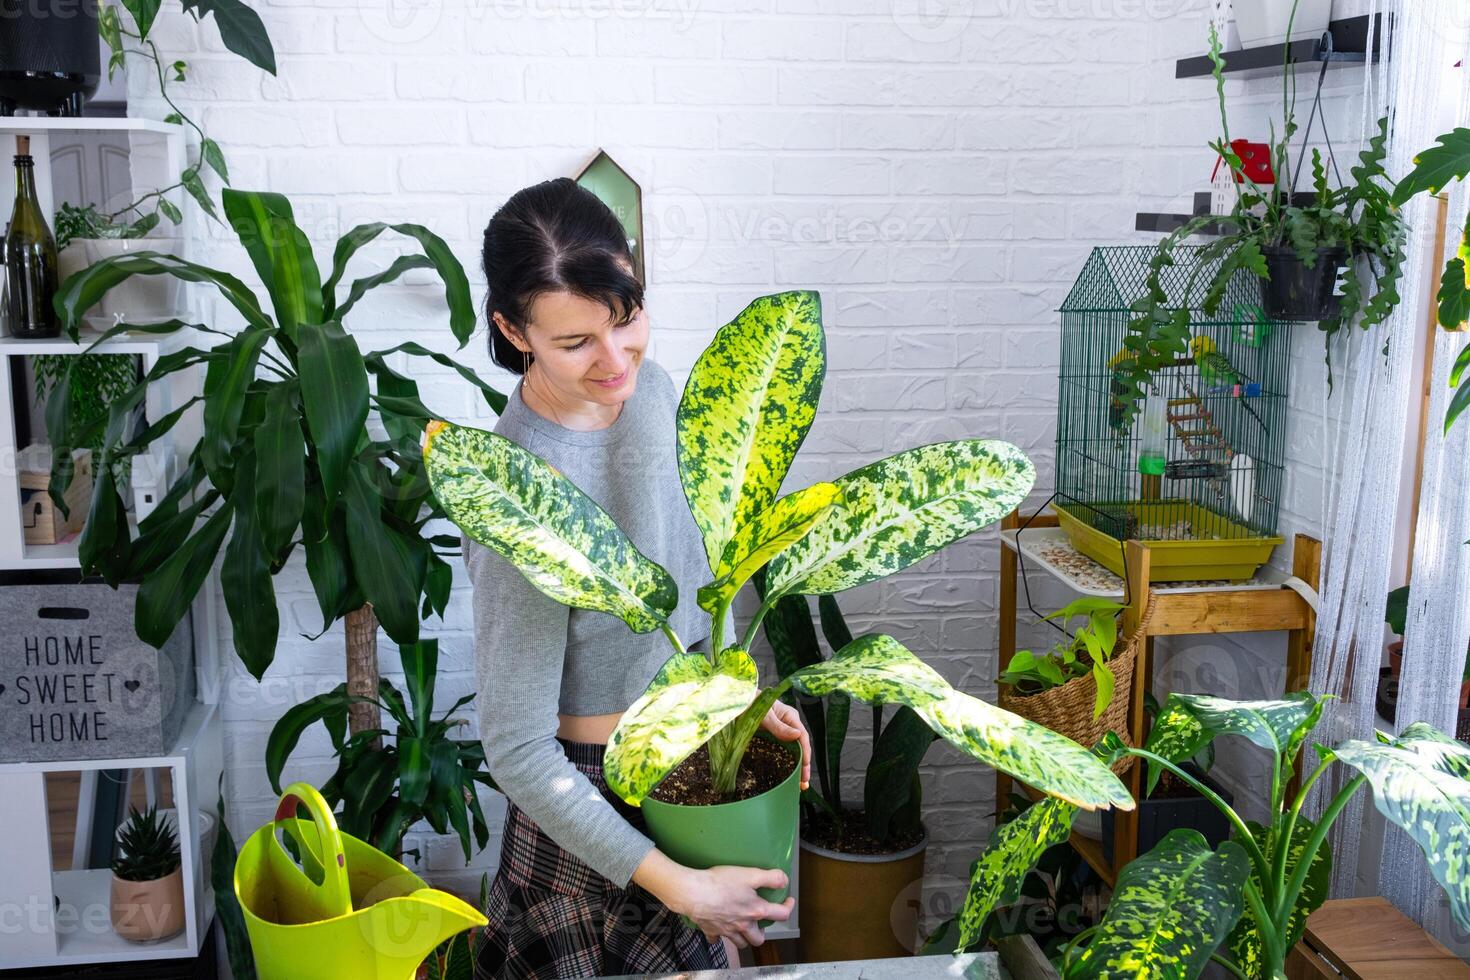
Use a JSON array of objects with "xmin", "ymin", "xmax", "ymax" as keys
[
  {"xmin": 210, "ymin": 792, "xmax": 258, "ymax": 979},
  {"xmin": 336, "ymin": 254, "xmax": 433, "ymax": 321},
  {"xmin": 604, "ymin": 653, "xmax": 760, "ymax": 805},
  {"xmin": 864, "ymin": 705, "xmax": 935, "ymax": 842},
  {"xmin": 1226, "ymin": 818, "xmax": 1330, "ymax": 978},
  {"xmin": 788, "ymin": 636, "xmax": 1131, "ymax": 810},
  {"xmin": 298, "ymin": 320, "xmax": 369, "ymax": 503},
  {"xmin": 220, "ymin": 451, "xmax": 280, "ymax": 679},
  {"xmin": 254, "ymin": 381, "xmax": 306, "ymax": 560},
  {"xmin": 1143, "ymin": 692, "xmax": 1321, "ymax": 792},
  {"xmin": 301, "ymin": 482, "xmax": 351, "ymax": 633},
  {"xmin": 677, "ymin": 290, "xmax": 825, "ymax": 571},
  {"xmin": 369, "ymin": 343, "xmax": 507, "ymax": 414},
  {"xmin": 955, "ymin": 795, "xmax": 1077, "ymax": 952},
  {"xmin": 135, "ymin": 505, "xmax": 233, "ymax": 648},
  {"xmin": 343, "ymin": 462, "xmax": 424, "ymax": 645},
  {"xmin": 54, "ymin": 250, "xmax": 273, "ymax": 339},
  {"xmin": 766, "ymin": 440, "xmax": 1035, "ymax": 598},
  {"xmin": 423, "ymin": 420, "xmax": 676, "ymax": 633},
  {"xmin": 400, "ymin": 640, "xmax": 439, "ymax": 739},
  {"xmin": 222, "ymin": 189, "xmax": 322, "ymax": 340},
  {"xmin": 201, "ymin": 328, "xmax": 271, "ymax": 492},
  {"xmin": 323, "ymin": 223, "xmax": 476, "ymax": 345},
  {"xmin": 265, "ymin": 684, "xmax": 355, "ymax": 793},
  {"xmin": 1329, "ymin": 726, "xmax": 1470, "ymax": 930},
  {"xmin": 1066, "ymin": 831, "xmax": 1250, "ymax": 980},
  {"xmin": 77, "ymin": 458, "xmax": 133, "ymax": 584}
]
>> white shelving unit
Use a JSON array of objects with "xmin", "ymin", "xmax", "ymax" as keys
[
  {"xmin": 0, "ymin": 115, "xmax": 221, "ymax": 971},
  {"xmin": 0, "ymin": 703, "xmax": 224, "ymax": 970}
]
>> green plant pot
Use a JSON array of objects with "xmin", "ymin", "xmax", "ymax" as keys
[{"xmin": 640, "ymin": 733, "xmax": 801, "ymax": 927}]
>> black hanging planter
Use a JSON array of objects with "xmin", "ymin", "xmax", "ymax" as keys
[{"xmin": 1260, "ymin": 245, "xmax": 1347, "ymax": 322}]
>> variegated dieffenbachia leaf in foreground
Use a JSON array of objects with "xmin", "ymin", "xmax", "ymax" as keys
[
  {"xmin": 423, "ymin": 420, "xmax": 676, "ymax": 632},
  {"xmin": 954, "ymin": 795, "xmax": 1078, "ymax": 952},
  {"xmin": 1329, "ymin": 726, "xmax": 1470, "ymax": 931},
  {"xmin": 1226, "ymin": 818, "xmax": 1330, "ymax": 979},
  {"xmin": 765, "ymin": 439, "xmax": 1035, "ymax": 598},
  {"xmin": 696, "ymin": 482, "xmax": 843, "ymax": 616},
  {"xmin": 677, "ymin": 289, "xmax": 825, "ymax": 572},
  {"xmin": 604, "ymin": 652, "xmax": 760, "ymax": 805},
  {"xmin": 784, "ymin": 635, "xmax": 1131, "ymax": 811},
  {"xmin": 1065, "ymin": 831, "xmax": 1250, "ymax": 980}
]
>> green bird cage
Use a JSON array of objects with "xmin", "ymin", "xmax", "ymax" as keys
[{"xmin": 1054, "ymin": 245, "xmax": 1289, "ymax": 582}]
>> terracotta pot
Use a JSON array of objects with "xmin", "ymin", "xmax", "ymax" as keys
[
  {"xmin": 797, "ymin": 828, "xmax": 927, "ymax": 962},
  {"xmin": 109, "ymin": 865, "xmax": 186, "ymax": 942},
  {"xmin": 1386, "ymin": 640, "xmax": 1470, "ymax": 708}
]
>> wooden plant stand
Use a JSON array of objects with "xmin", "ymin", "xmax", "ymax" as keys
[
  {"xmin": 1287, "ymin": 898, "xmax": 1470, "ymax": 979},
  {"xmin": 995, "ymin": 509, "xmax": 1322, "ymax": 885}
]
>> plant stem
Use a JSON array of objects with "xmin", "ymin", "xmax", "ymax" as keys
[
  {"xmin": 660, "ymin": 623, "xmax": 688, "ymax": 658},
  {"xmin": 1059, "ymin": 924, "xmax": 1100, "ymax": 968},
  {"xmin": 1210, "ymin": 953, "xmax": 1252, "ymax": 980},
  {"xmin": 1243, "ymin": 878, "xmax": 1284, "ymax": 970},
  {"xmin": 1273, "ymin": 755, "xmax": 1333, "ymax": 918},
  {"xmin": 1125, "ymin": 748, "xmax": 1270, "ymax": 877},
  {"xmin": 1277, "ymin": 773, "xmax": 1365, "ymax": 926},
  {"xmin": 741, "ymin": 593, "xmax": 777, "ymax": 651}
]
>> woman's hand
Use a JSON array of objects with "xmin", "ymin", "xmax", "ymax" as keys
[
  {"xmin": 760, "ymin": 701, "xmax": 811, "ymax": 791},
  {"xmin": 678, "ymin": 866, "xmax": 793, "ymax": 948}
]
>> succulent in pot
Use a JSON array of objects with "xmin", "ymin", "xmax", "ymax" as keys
[
  {"xmin": 110, "ymin": 804, "xmax": 186, "ymax": 943},
  {"xmin": 422, "ymin": 289, "xmax": 1133, "ymax": 910}
]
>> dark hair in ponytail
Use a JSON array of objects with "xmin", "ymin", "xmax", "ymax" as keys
[{"xmin": 481, "ymin": 177, "xmax": 643, "ymax": 375}]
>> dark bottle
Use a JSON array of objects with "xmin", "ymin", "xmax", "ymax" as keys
[{"xmin": 5, "ymin": 135, "xmax": 60, "ymax": 338}]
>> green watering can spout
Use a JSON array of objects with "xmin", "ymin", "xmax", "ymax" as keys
[{"xmin": 234, "ymin": 783, "xmax": 488, "ymax": 980}]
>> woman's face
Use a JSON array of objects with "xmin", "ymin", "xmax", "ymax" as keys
[{"xmin": 512, "ymin": 290, "xmax": 649, "ymax": 407}]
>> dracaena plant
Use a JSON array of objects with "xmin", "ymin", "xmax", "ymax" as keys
[
  {"xmin": 944, "ymin": 692, "xmax": 1470, "ymax": 980},
  {"xmin": 423, "ymin": 290, "xmax": 1133, "ymax": 815},
  {"xmin": 263, "ymin": 639, "xmax": 496, "ymax": 861},
  {"xmin": 46, "ymin": 188, "xmax": 504, "ymax": 740}
]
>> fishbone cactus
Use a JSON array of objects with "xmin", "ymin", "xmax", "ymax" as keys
[{"xmin": 423, "ymin": 290, "xmax": 1131, "ymax": 814}]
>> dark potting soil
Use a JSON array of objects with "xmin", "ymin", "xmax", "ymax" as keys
[
  {"xmin": 802, "ymin": 809, "xmax": 925, "ymax": 856},
  {"xmin": 1151, "ymin": 769, "xmax": 1200, "ymax": 800},
  {"xmin": 647, "ymin": 736, "xmax": 796, "ymax": 806}
]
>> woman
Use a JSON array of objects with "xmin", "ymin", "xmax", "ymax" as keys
[{"xmin": 468, "ymin": 177, "xmax": 812, "ymax": 979}]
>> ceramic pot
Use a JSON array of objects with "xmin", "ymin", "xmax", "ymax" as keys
[
  {"xmin": 640, "ymin": 734, "xmax": 801, "ymax": 925},
  {"xmin": 110, "ymin": 865, "xmax": 186, "ymax": 942},
  {"xmin": 797, "ymin": 829, "xmax": 928, "ymax": 961},
  {"xmin": 58, "ymin": 237, "xmax": 186, "ymax": 325}
]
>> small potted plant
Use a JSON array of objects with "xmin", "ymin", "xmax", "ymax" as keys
[
  {"xmin": 110, "ymin": 804, "xmax": 186, "ymax": 943},
  {"xmin": 1383, "ymin": 586, "xmax": 1470, "ymax": 711},
  {"xmin": 423, "ymin": 290, "xmax": 1133, "ymax": 911},
  {"xmin": 54, "ymin": 202, "xmax": 186, "ymax": 323}
]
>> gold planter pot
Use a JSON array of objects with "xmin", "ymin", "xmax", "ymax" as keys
[
  {"xmin": 109, "ymin": 865, "xmax": 186, "ymax": 943},
  {"xmin": 797, "ymin": 827, "xmax": 927, "ymax": 962}
]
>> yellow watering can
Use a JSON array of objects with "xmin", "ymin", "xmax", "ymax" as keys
[{"xmin": 234, "ymin": 782, "xmax": 488, "ymax": 980}]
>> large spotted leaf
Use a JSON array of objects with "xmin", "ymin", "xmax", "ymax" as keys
[
  {"xmin": 1328, "ymin": 726, "xmax": 1470, "ymax": 930},
  {"xmin": 696, "ymin": 482, "xmax": 842, "ymax": 617},
  {"xmin": 423, "ymin": 420, "xmax": 675, "ymax": 632},
  {"xmin": 785, "ymin": 636, "xmax": 1131, "ymax": 811},
  {"xmin": 604, "ymin": 651, "xmax": 760, "ymax": 805},
  {"xmin": 955, "ymin": 795, "xmax": 1078, "ymax": 952},
  {"xmin": 1143, "ymin": 692, "xmax": 1322, "ymax": 792},
  {"xmin": 1226, "ymin": 818, "xmax": 1330, "ymax": 978},
  {"xmin": 677, "ymin": 290, "xmax": 825, "ymax": 572},
  {"xmin": 765, "ymin": 440, "xmax": 1035, "ymax": 598},
  {"xmin": 1066, "ymin": 831, "xmax": 1250, "ymax": 980}
]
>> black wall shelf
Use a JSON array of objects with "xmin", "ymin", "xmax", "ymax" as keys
[{"xmin": 1176, "ymin": 14, "xmax": 1388, "ymax": 79}]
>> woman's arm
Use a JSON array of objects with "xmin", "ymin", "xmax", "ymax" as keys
[{"xmin": 467, "ymin": 536, "xmax": 655, "ymax": 885}]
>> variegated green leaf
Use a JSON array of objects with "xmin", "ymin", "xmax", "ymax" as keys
[
  {"xmin": 604, "ymin": 656, "xmax": 759, "ymax": 805},
  {"xmin": 715, "ymin": 646, "xmax": 759, "ymax": 683},
  {"xmin": 696, "ymin": 482, "xmax": 843, "ymax": 616},
  {"xmin": 1329, "ymin": 727, "xmax": 1470, "ymax": 930},
  {"xmin": 1144, "ymin": 693, "xmax": 1321, "ymax": 791},
  {"xmin": 423, "ymin": 420, "xmax": 676, "ymax": 633},
  {"xmin": 786, "ymin": 636, "xmax": 1131, "ymax": 811},
  {"xmin": 1066, "ymin": 831, "xmax": 1250, "ymax": 980},
  {"xmin": 1226, "ymin": 818, "xmax": 1330, "ymax": 978},
  {"xmin": 1142, "ymin": 698, "xmax": 1210, "ymax": 794},
  {"xmin": 955, "ymin": 795, "xmax": 1077, "ymax": 952},
  {"xmin": 1394, "ymin": 722, "xmax": 1470, "ymax": 780},
  {"xmin": 677, "ymin": 290, "xmax": 825, "ymax": 572},
  {"xmin": 765, "ymin": 440, "xmax": 1035, "ymax": 598},
  {"xmin": 916, "ymin": 690, "xmax": 1133, "ymax": 811}
]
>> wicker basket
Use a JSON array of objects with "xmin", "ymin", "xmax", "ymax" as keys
[{"xmin": 1001, "ymin": 633, "xmax": 1139, "ymax": 773}]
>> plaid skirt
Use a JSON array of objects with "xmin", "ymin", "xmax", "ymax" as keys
[{"xmin": 475, "ymin": 737, "xmax": 729, "ymax": 979}]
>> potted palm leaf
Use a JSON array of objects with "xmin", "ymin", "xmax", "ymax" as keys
[
  {"xmin": 941, "ymin": 690, "xmax": 1470, "ymax": 980},
  {"xmin": 422, "ymin": 289, "xmax": 1133, "ymax": 911}
]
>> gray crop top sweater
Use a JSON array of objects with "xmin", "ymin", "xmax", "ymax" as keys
[{"xmin": 464, "ymin": 359, "xmax": 732, "ymax": 887}]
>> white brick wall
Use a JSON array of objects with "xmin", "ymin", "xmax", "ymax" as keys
[{"xmin": 125, "ymin": 0, "xmax": 1384, "ymax": 938}]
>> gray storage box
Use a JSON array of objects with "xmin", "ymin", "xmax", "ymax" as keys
[{"xmin": 0, "ymin": 583, "xmax": 195, "ymax": 762}]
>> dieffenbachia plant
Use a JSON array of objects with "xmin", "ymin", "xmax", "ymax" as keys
[
  {"xmin": 942, "ymin": 690, "xmax": 1470, "ymax": 980},
  {"xmin": 423, "ymin": 289, "xmax": 1132, "ymax": 814}
]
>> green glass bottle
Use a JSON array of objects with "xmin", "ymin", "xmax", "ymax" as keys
[{"xmin": 5, "ymin": 135, "xmax": 60, "ymax": 339}]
